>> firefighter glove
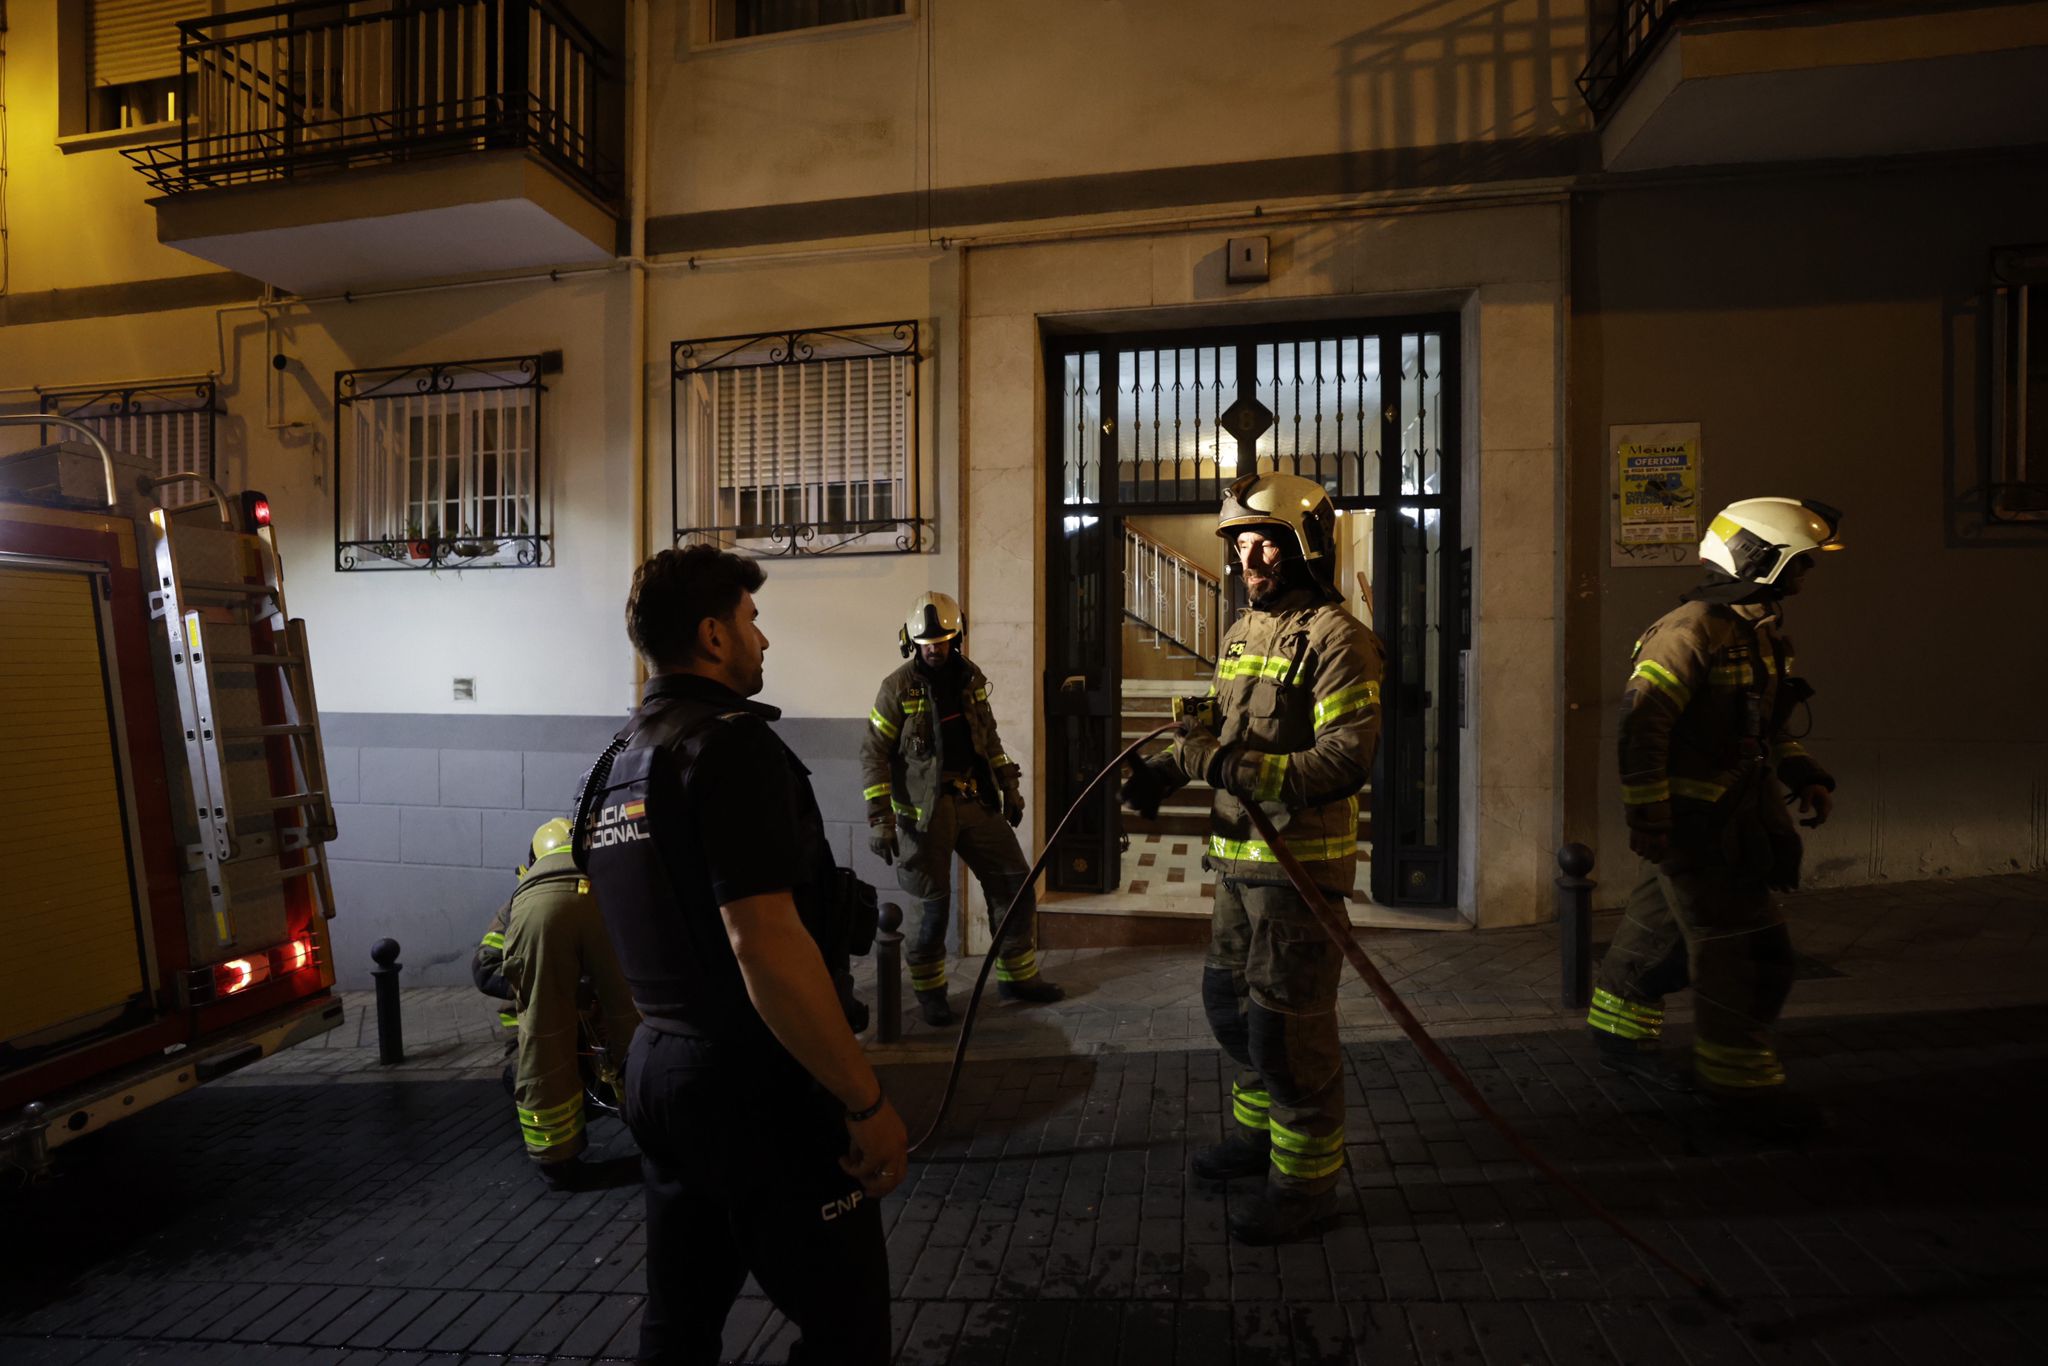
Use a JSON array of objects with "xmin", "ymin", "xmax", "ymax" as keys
[
  {"xmin": 868, "ymin": 820, "xmax": 898, "ymax": 866},
  {"xmin": 1001, "ymin": 787, "xmax": 1025, "ymax": 827},
  {"xmin": 1796, "ymin": 784, "xmax": 1833, "ymax": 829},
  {"xmin": 1120, "ymin": 760, "xmax": 1171, "ymax": 821}
]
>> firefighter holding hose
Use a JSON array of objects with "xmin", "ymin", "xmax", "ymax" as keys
[{"xmin": 1121, "ymin": 473, "xmax": 1384, "ymax": 1245}]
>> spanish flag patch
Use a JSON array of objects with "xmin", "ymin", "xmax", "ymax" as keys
[{"xmin": 621, "ymin": 800, "xmax": 646, "ymax": 820}]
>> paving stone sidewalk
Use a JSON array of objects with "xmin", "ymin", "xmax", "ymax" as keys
[{"xmin": 4, "ymin": 872, "xmax": 2044, "ymax": 1365}]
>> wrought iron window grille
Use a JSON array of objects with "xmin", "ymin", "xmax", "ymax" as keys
[
  {"xmin": 334, "ymin": 354, "xmax": 553, "ymax": 571},
  {"xmin": 671, "ymin": 321, "xmax": 929, "ymax": 557},
  {"xmin": 37, "ymin": 379, "xmax": 222, "ymax": 483},
  {"xmin": 122, "ymin": 0, "xmax": 624, "ymax": 207},
  {"xmin": 1991, "ymin": 246, "xmax": 2048, "ymax": 525}
]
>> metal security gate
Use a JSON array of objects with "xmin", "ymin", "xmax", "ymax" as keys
[{"xmin": 1044, "ymin": 316, "xmax": 1461, "ymax": 908}]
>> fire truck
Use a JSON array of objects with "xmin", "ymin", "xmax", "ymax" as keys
[{"xmin": 0, "ymin": 420, "xmax": 343, "ymax": 1179}]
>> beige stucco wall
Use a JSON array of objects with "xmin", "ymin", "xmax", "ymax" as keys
[
  {"xmin": 652, "ymin": 0, "xmax": 1588, "ymax": 218},
  {"xmin": 963, "ymin": 200, "xmax": 1569, "ymax": 934}
]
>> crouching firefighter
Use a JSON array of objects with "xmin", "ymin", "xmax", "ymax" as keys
[
  {"xmin": 862, "ymin": 591, "xmax": 1062, "ymax": 1026},
  {"xmin": 1121, "ymin": 473, "xmax": 1384, "ymax": 1245},
  {"xmin": 577, "ymin": 545, "xmax": 903, "ymax": 1366},
  {"xmin": 492, "ymin": 818, "xmax": 642, "ymax": 1189},
  {"xmin": 1588, "ymin": 497, "xmax": 1842, "ymax": 1132}
]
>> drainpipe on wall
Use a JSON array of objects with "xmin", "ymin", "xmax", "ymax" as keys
[{"xmin": 627, "ymin": 0, "xmax": 651, "ymax": 707}]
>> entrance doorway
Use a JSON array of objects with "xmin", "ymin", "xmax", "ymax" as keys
[{"xmin": 1043, "ymin": 316, "xmax": 1461, "ymax": 914}]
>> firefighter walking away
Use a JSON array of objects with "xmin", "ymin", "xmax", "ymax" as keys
[{"xmin": 1588, "ymin": 497, "xmax": 1843, "ymax": 1136}]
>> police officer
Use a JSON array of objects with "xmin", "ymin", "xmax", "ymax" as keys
[
  {"xmin": 495, "ymin": 818, "xmax": 641, "ymax": 1190},
  {"xmin": 580, "ymin": 545, "xmax": 905, "ymax": 1366},
  {"xmin": 1588, "ymin": 498, "xmax": 1841, "ymax": 1128},
  {"xmin": 861, "ymin": 592, "xmax": 1062, "ymax": 1026},
  {"xmin": 1121, "ymin": 473, "xmax": 1384, "ymax": 1245}
]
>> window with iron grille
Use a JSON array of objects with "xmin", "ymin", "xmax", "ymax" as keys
[
  {"xmin": 671, "ymin": 322, "xmax": 926, "ymax": 556},
  {"xmin": 38, "ymin": 380, "xmax": 219, "ymax": 481},
  {"xmin": 708, "ymin": 0, "xmax": 907, "ymax": 42},
  {"xmin": 334, "ymin": 356, "xmax": 553, "ymax": 571},
  {"xmin": 1991, "ymin": 247, "xmax": 2048, "ymax": 525}
]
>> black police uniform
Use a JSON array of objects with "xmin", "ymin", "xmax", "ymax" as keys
[{"xmin": 580, "ymin": 673, "xmax": 888, "ymax": 1366}]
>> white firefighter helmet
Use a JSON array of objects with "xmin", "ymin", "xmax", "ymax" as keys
[
  {"xmin": 1216, "ymin": 472, "xmax": 1338, "ymax": 571},
  {"xmin": 1700, "ymin": 498, "xmax": 1843, "ymax": 586},
  {"xmin": 899, "ymin": 591, "xmax": 965, "ymax": 656}
]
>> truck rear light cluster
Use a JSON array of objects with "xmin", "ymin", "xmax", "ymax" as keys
[{"xmin": 188, "ymin": 934, "xmax": 321, "ymax": 1004}]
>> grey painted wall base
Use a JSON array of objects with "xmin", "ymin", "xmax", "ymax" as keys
[{"xmin": 320, "ymin": 711, "xmax": 901, "ymax": 988}]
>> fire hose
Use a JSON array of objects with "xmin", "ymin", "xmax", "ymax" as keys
[{"xmin": 902, "ymin": 722, "xmax": 1733, "ymax": 1313}]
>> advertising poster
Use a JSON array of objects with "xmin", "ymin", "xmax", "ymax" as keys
[{"xmin": 1611, "ymin": 423, "xmax": 1701, "ymax": 566}]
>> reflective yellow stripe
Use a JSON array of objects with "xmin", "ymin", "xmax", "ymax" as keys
[
  {"xmin": 992, "ymin": 753, "xmax": 1013, "ymax": 769},
  {"xmin": 869, "ymin": 708, "xmax": 900, "ymax": 740},
  {"xmin": 909, "ymin": 961, "xmax": 947, "ymax": 990},
  {"xmin": 1693, "ymin": 1040, "xmax": 1785, "ymax": 1089},
  {"xmin": 1214, "ymin": 653, "xmax": 1295, "ymax": 683},
  {"xmin": 498, "ymin": 1011, "xmax": 519, "ymax": 1029},
  {"xmin": 891, "ymin": 798, "xmax": 925, "ymax": 824},
  {"xmin": 1251, "ymin": 752, "xmax": 1289, "ymax": 802},
  {"xmin": 974, "ymin": 687, "xmax": 990, "ymax": 701},
  {"xmin": 901, "ymin": 700, "xmax": 928, "ymax": 714},
  {"xmin": 1312, "ymin": 681, "xmax": 1380, "ymax": 731},
  {"xmin": 1630, "ymin": 660, "xmax": 1692, "ymax": 709},
  {"xmin": 1231, "ymin": 1083, "xmax": 1273, "ymax": 1131},
  {"xmin": 1669, "ymin": 777, "xmax": 1726, "ymax": 802},
  {"xmin": 862, "ymin": 782, "xmax": 892, "ymax": 802},
  {"xmin": 995, "ymin": 949, "xmax": 1038, "ymax": 983},
  {"xmin": 1772, "ymin": 741, "xmax": 1807, "ymax": 761},
  {"xmin": 1209, "ymin": 829, "xmax": 1358, "ymax": 864},
  {"xmin": 517, "ymin": 1094, "xmax": 587, "ymax": 1150},
  {"xmin": 480, "ymin": 931, "xmax": 505, "ymax": 950},
  {"xmin": 1587, "ymin": 987, "xmax": 1663, "ymax": 1041},
  {"xmin": 1269, "ymin": 1144, "xmax": 1344, "ymax": 1181},
  {"xmin": 1269, "ymin": 1120, "xmax": 1344, "ymax": 1157},
  {"xmin": 1621, "ymin": 779, "xmax": 1670, "ymax": 805},
  {"xmin": 1707, "ymin": 665, "xmax": 1751, "ymax": 685}
]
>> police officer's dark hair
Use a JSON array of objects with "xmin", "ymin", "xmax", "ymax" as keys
[{"xmin": 626, "ymin": 545, "xmax": 767, "ymax": 668}]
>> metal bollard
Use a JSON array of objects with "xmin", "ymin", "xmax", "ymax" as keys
[
  {"xmin": 1556, "ymin": 844, "xmax": 1596, "ymax": 1010},
  {"xmin": 370, "ymin": 938, "xmax": 406, "ymax": 1065},
  {"xmin": 875, "ymin": 902, "xmax": 904, "ymax": 1044}
]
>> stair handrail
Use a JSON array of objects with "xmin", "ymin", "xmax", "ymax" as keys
[{"xmin": 1123, "ymin": 523, "xmax": 1224, "ymax": 667}]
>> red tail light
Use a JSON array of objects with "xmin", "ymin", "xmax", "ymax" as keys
[
  {"xmin": 213, "ymin": 956, "xmax": 270, "ymax": 996},
  {"xmin": 275, "ymin": 937, "xmax": 313, "ymax": 973},
  {"xmin": 252, "ymin": 498, "xmax": 272, "ymax": 526}
]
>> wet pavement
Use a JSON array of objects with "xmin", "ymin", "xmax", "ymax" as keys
[{"xmin": 4, "ymin": 872, "xmax": 2046, "ymax": 1364}]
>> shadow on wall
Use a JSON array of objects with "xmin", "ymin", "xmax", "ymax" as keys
[{"xmin": 1332, "ymin": 0, "xmax": 1584, "ymax": 193}]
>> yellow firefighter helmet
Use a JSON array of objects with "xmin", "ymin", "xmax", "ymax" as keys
[
  {"xmin": 1700, "ymin": 498, "xmax": 1843, "ymax": 586},
  {"xmin": 1216, "ymin": 472, "xmax": 1338, "ymax": 570},
  {"xmin": 528, "ymin": 818, "xmax": 574, "ymax": 865}
]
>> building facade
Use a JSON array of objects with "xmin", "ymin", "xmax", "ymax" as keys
[{"xmin": 2, "ymin": 0, "xmax": 2042, "ymax": 987}]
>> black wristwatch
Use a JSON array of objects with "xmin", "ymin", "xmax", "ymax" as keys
[{"xmin": 846, "ymin": 1086, "xmax": 887, "ymax": 1123}]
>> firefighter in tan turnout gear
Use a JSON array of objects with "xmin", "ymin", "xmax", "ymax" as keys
[
  {"xmin": 496, "ymin": 818, "xmax": 642, "ymax": 1189},
  {"xmin": 1588, "ymin": 498, "xmax": 1842, "ymax": 1130},
  {"xmin": 1121, "ymin": 473, "xmax": 1384, "ymax": 1245},
  {"xmin": 862, "ymin": 592, "xmax": 1063, "ymax": 1025}
]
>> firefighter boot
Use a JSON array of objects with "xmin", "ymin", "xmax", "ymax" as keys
[
  {"xmin": 1227, "ymin": 1185, "xmax": 1339, "ymax": 1246},
  {"xmin": 997, "ymin": 976, "xmax": 1066, "ymax": 1004},
  {"xmin": 1191, "ymin": 1131, "xmax": 1270, "ymax": 1183},
  {"xmin": 1589, "ymin": 1027, "xmax": 1695, "ymax": 1093},
  {"xmin": 916, "ymin": 987, "xmax": 956, "ymax": 1027}
]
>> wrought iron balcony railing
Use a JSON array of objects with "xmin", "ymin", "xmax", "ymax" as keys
[{"xmin": 125, "ymin": 0, "xmax": 622, "ymax": 206}]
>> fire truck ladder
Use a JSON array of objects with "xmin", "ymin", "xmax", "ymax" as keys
[{"xmin": 146, "ymin": 477, "xmax": 337, "ymax": 954}]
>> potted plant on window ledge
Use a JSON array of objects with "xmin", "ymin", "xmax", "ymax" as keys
[
  {"xmin": 405, "ymin": 518, "xmax": 440, "ymax": 562},
  {"xmin": 450, "ymin": 523, "xmax": 500, "ymax": 562}
]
